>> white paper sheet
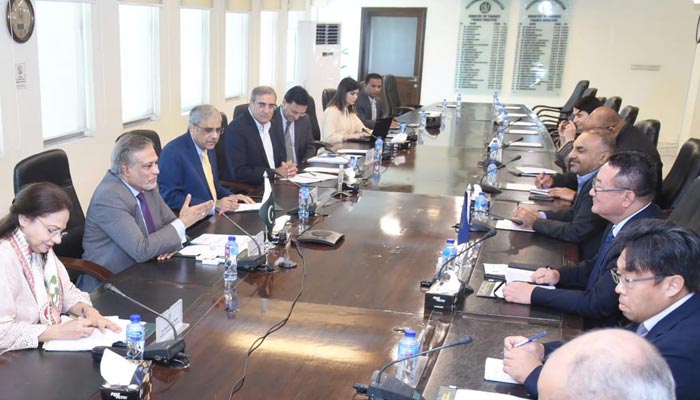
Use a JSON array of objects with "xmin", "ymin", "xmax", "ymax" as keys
[
  {"xmin": 514, "ymin": 166, "xmax": 558, "ymax": 175},
  {"xmin": 306, "ymin": 155, "xmax": 349, "ymax": 165},
  {"xmin": 304, "ymin": 166, "xmax": 342, "ymax": 175},
  {"xmin": 504, "ymin": 183, "xmax": 536, "ymax": 192},
  {"xmin": 288, "ymin": 172, "xmax": 336, "ymax": 184},
  {"xmin": 44, "ymin": 316, "xmax": 129, "ymax": 351},
  {"xmin": 484, "ymin": 358, "xmax": 519, "ymax": 384},
  {"xmin": 494, "ymin": 219, "xmax": 535, "ymax": 233}
]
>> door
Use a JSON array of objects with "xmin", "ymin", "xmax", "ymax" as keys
[{"xmin": 359, "ymin": 8, "xmax": 427, "ymax": 107}]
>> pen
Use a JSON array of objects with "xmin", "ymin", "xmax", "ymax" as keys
[{"xmin": 502, "ymin": 330, "xmax": 547, "ymax": 355}]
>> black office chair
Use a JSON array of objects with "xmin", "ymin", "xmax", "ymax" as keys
[
  {"xmin": 604, "ymin": 96, "xmax": 622, "ymax": 112},
  {"xmin": 582, "ymin": 87, "xmax": 598, "ymax": 98},
  {"xmin": 307, "ymin": 95, "xmax": 321, "ymax": 141},
  {"xmin": 619, "ymin": 105, "xmax": 639, "ymax": 125},
  {"xmin": 215, "ymin": 112, "xmax": 229, "ymax": 179},
  {"xmin": 322, "ymin": 88, "xmax": 336, "ymax": 110},
  {"xmin": 13, "ymin": 149, "xmax": 113, "ymax": 283},
  {"xmin": 659, "ymin": 138, "xmax": 700, "ymax": 210},
  {"xmin": 597, "ymin": 96, "xmax": 607, "ymax": 105},
  {"xmin": 634, "ymin": 119, "xmax": 661, "ymax": 148},
  {"xmin": 117, "ymin": 129, "xmax": 162, "ymax": 156},
  {"xmin": 669, "ymin": 177, "xmax": 700, "ymax": 234},
  {"xmin": 533, "ymin": 80, "xmax": 589, "ymax": 122},
  {"xmin": 383, "ymin": 74, "xmax": 417, "ymax": 117},
  {"xmin": 233, "ymin": 103, "xmax": 248, "ymax": 119}
]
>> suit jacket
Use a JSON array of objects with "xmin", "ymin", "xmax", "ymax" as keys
[
  {"xmin": 533, "ymin": 175, "xmax": 606, "ymax": 261},
  {"xmin": 525, "ymin": 294, "xmax": 700, "ymax": 399},
  {"xmin": 222, "ymin": 110, "xmax": 286, "ymax": 185},
  {"xmin": 157, "ymin": 132, "xmax": 231, "ymax": 210},
  {"xmin": 530, "ymin": 204, "xmax": 665, "ymax": 329},
  {"xmin": 273, "ymin": 109, "xmax": 316, "ymax": 163},
  {"xmin": 82, "ymin": 171, "xmax": 182, "ymax": 277},
  {"xmin": 355, "ymin": 90, "xmax": 385, "ymax": 129}
]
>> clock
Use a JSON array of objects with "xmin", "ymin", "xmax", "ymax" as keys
[{"xmin": 6, "ymin": 0, "xmax": 35, "ymax": 43}]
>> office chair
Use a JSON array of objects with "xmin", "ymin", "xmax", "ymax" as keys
[
  {"xmin": 383, "ymin": 74, "xmax": 416, "ymax": 117},
  {"xmin": 634, "ymin": 119, "xmax": 661, "ymax": 148},
  {"xmin": 13, "ymin": 149, "xmax": 113, "ymax": 283},
  {"xmin": 233, "ymin": 103, "xmax": 248, "ymax": 119},
  {"xmin": 307, "ymin": 95, "xmax": 321, "ymax": 141},
  {"xmin": 659, "ymin": 138, "xmax": 700, "ymax": 210},
  {"xmin": 597, "ymin": 96, "xmax": 607, "ymax": 105},
  {"xmin": 214, "ymin": 111, "xmax": 256, "ymax": 195},
  {"xmin": 582, "ymin": 87, "xmax": 597, "ymax": 98},
  {"xmin": 619, "ymin": 105, "xmax": 639, "ymax": 125},
  {"xmin": 669, "ymin": 177, "xmax": 700, "ymax": 234},
  {"xmin": 118, "ymin": 129, "xmax": 162, "ymax": 156},
  {"xmin": 533, "ymin": 80, "xmax": 589, "ymax": 122},
  {"xmin": 604, "ymin": 96, "xmax": 622, "ymax": 112},
  {"xmin": 215, "ymin": 112, "xmax": 229, "ymax": 179},
  {"xmin": 322, "ymin": 88, "xmax": 336, "ymax": 110}
]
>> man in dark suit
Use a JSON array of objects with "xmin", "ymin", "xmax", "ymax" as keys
[
  {"xmin": 355, "ymin": 73, "xmax": 387, "ymax": 129},
  {"xmin": 158, "ymin": 104, "xmax": 253, "ymax": 213},
  {"xmin": 502, "ymin": 220, "xmax": 700, "ymax": 400},
  {"xmin": 503, "ymin": 152, "xmax": 665, "ymax": 329},
  {"xmin": 514, "ymin": 128, "xmax": 612, "ymax": 260},
  {"xmin": 79, "ymin": 134, "xmax": 212, "ymax": 291},
  {"xmin": 274, "ymin": 86, "xmax": 316, "ymax": 164},
  {"xmin": 222, "ymin": 86, "xmax": 298, "ymax": 185}
]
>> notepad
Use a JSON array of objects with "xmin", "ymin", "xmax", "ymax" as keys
[
  {"xmin": 504, "ymin": 183, "xmax": 536, "ymax": 192},
  {"xmin": 44, "ymin": 316, "xmax": 129, "ymax": 351},
  {"xmin": 514, "ymin": 166, "xmax": 558, "ymax": 175},
  {"xmin": 484, "ymin": 358, "xmax": 519, "ymax": 384},
  {"xmin": 495, "ymin": 219, "xmax": 535, "ymax": 232},
  {"xmin": 288, "ymin": 172, "xmax": 336, "ymax": 184}
]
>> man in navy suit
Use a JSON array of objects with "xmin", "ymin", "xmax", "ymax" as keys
[
  {"xmin": 355, "ymin": 73, "xmax": 386, "ymax": 129},
  {"xmin": 502, "ymin": 220, "xmax": 700, "ymax": 400},
  {"xmin": 158, "ymin": 105, "xmax": 253, "ymax": 213},
  {"xmin": 274, "ymin": 86, "xmax": 316, "ymax": 164},
  {"xmin": 222, "ymin": 86, "xmax": 298, "ymax": 185},
  {"xmin": 503, "ymin": 152, "xmax": 664, "ymax": 329}
]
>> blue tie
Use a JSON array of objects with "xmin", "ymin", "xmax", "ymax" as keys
[{"xmin": 586, "ymin": 228, "xmax": 615, "ymax": 289}]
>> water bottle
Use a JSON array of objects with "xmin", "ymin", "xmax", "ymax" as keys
[
  {"xmin": 420, "ymin": 111, "xmax": 427, "ymax": 130},
  {"xmin": 374, "ymin": 136, "xmax": 384, "ymax": 166},
  {"xmin": 456, "ymin": 93, "xmax": 462, "ymax": 105},
  {"xmin": 486, "ymin": 160, "xmax": 498, "ymax": 186},
  {"xmin": 496, "ymin": 124, "xmax": 506, "ymax": 143},
  {"xmin": 488, "ymin": 137, "xmax": 500, "ymax": 162},
  {"xmin": 126, "ymin": 314, "xmax": 145, "ymax": 361},
  {"xmin": 473, "ymin": 192, "xmax": 489, "ymax": 223},
  {"xmin": 441, "ymin": 98, "xmax": 447, "ymax": 115},
  {"xmin": 396, "ymin": 329, "xmax": 421, "ymax": 386},
  {"xmin": 224, "ymin": 236, "xmax": 238, "ymax": 276},
  {"xmin": 441, "ymin": 239, "xmax": 458, "ymax": 269},
  {"xmin": 337, "ymin": 164, "xmax": 345, "ymax": 191},
  {"xmin": 298, "ymin": 184, "xmax": 310, "ymax": 227},
  {"xmin": 492, "ymin": 91, "xmax": 501, "ymax": 120},
  {"xmin": 501, "ymin": 107, "xmax": 509, "ymax": 129}
]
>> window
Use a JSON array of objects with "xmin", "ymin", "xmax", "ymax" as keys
[
  {"xmin": 36, "ymin": 1, "xmax": 93, "ymax": 142},
  {"xmin": 225, "ymin": 13, "xmax": 248, "ymax": 99},
  {"xmin": 285, "ymin": 11, "xmax": 305, "ymax": 88},
  {"xmin": 180, "ymin": 8, "xmax": 210, "ymax": 112},
  {"xmin": 119, "ymin": 4, "xmax": 159, "ymax": 124},
  {"xmin": 259, "ymin": 10, "xmax": 278, "ymax": 87}
]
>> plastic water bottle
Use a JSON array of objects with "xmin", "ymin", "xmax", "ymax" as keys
[
  {"xmin": 441, "ymin": 98, "xmax": 447, "ymax": 115},
  {"xmin": 473, "ymin": 192, "xmax": 489, "ymax": 223},
  {"xmin": 396, "ymin": 329, "xmax": 421, "ymax": 386},
  {"xmin": 374, "ymin": 136, "xmax": 384, "ymax": 166},
  {"xmin": 501, "ymin": 107, "xmax": 509, "ymax": 129},
  {"xmin": 298, "ymin": 184, "xmax": 310, "ymax": 227},
  {"xmin": 486, "ymin": 160, "xmax": 498, "ymax": 186},
  {"xmin": 441, "ymin": 239, "xmax": 458, "ymax": 269},
  {"xmin": 420, "ymin": 111, "xmax": 427, "ymax": 130},
  {"xmin": 126, "ymin": 314, "xmax": 145, "ymax": 361},
  {"xmin": 496, "ymin": 124, "xmax": 506, "ymax": 143},
  {"xmin": 488, "ymin": 138, "xmax": 501, "ymax": 162},
  {"xmin": 224, "ymin": 236, "xmax": 238, "ymax": 276},
  {"xmin": 492, "ymin": 91, "xmax": 501, "ymax": 120},
  {"xmin": 456, "ymin": 93, "xmax": 462, "ymax": 105},
  {"xmin": 337, "ymin": 164, "xmax": 345, "ymax": 191}
]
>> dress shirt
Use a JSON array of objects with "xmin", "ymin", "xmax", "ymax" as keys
[
  {"xmin": 121, "ymin": 178, "xmax": 186, "ymax": 243},
  {"xmin": 251, "ymin": 110, "xmax": 276, "ymax": 169},
  {"xmin": 639, "ymin": 293, "xmax": 694, "ymax": 335},
  {"xmin": 612, "ymin": 202, "xmax": 652, "ymax": 237}
]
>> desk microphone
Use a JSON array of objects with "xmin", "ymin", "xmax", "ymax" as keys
[
  {"xmin": 508, "ymin": 116, "xmax": 524, "ymax": 126},
  {"xmin": 101, "ymin": 283, "xmax": 186, "ymax": 364},
  {"xmin": 354, "ymin": 335, "xmax": 474, "ymax": 400},
  {"xmin": 216, "ymin": 207, "xmax": 268, "ymax": 271},
  {"xmin": 476, "ymin": 155, "xmax": 522, "ymax": 194}
]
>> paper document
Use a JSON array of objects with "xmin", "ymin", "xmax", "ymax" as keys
[
  {"xmin": 495, "ymin": 219, "xmax": 535, "ymax": 233},
  {"xmin": 504, "ymin": 183, "xmax": 536, "ymax": 192},
  {"xmin": 336, "ymin": 148, "xmax": 368, "ymax": 155},
  {"xmin": 234, "ymin": 203, "xmax": 262, "ymax": 212},
  {"xmin": 44, "ymin": 316, "xmax": 129, "ymax": 351},
  {"xmin": 484, "ymin": 358, "xmax": 519, "ymax": 384},
  {"xmin": 456, "ymin": 389, "xmax": 526, "ymax": 400},
  {"xmin": 511, "ymin": 121, "xmax": 537, "ymax": 127},
  {"xmin": 390, "ymin": 133, "xmax": 408, "ymax": 143},
  {"xmin": 508, "ymin": 142, "xmax": 543, "ymax": 148},
  {"xmin": 505, "ymin": 266, "xmax": 555, "ymax": 289},
  {"xmin": 184, "ymin": 234, "xmax": 256, "ymax": 258},
  {"xmin": 307, "ymin": 154, "xmax": 349, "ymax": 165},
  {"xmin": 304, "ymin": 166, "xmax": 342, "ymax": 175},
  {"xmin": 529, "ymin": 188, "xmax": 551, "ymax": 196},
  {"xmin": 514, "ymin": 166, "xmax": 558, "ymax": 175},
  {"xmin": 507, "ymin": 129, "xmax": 539, "ymax": 135},
  {"xmin": 288, "ymin": 172, "xmax": 336, "ymax": 184},
  {"xmin": 483, "ymin": 263, "xmax": 508, "ymax": 279}
]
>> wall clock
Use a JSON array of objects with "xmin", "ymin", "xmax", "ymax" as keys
[{"xmin": 6, "ymin": 0, "xmax": 35, "ymax": 44}]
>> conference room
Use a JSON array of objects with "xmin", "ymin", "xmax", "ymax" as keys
[{"xmin": 2, "ymin": 0, "xmax": 700, "ymax": 399}]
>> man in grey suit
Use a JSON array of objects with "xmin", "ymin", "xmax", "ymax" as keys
[
  {"xmin": 275, "ymin": 86, "xmax": 316, "ymax": 164},
  {"xmin": 355, "ymin": 73, "xmax": 387, "ymax": 129},
  {"xmin": 78, "ymin": 133, "xmax": 212, "ymax": 291}
]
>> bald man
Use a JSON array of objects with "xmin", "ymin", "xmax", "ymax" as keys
[{"xmin": 534, "ymin": 329, "xmax": 675, "ymax": 400}]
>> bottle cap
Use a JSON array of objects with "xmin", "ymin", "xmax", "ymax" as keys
[
  {"xmin": 404, "ymin": 329, "xmax": 416, "ymax": 338},
  {"xmin": 228, "ymin": 236, "xmax": 236, "ymax": 242},
  {"xmin": 129, "ymin": 314, "xmax": 141, "ymax": 323},
  {"xmin": 446, "ymin": 239, "xmax": 455, "ymax": 244}
]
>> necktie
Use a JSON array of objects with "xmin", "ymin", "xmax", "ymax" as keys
[
  {"xmin": 201, "ymin": 149, "xmax": 217, "ymax": 201},
  {"xmin": 371, "ymin": 98, "xmax": 377, "ymax": 121},
  {"xmin": 136, "ymin": 192, "xmax": 156, "ymax": 234},
  {"xmin": 635, "ymin": 323, "xmax": 649, "ymax": 337},
  {"xmin": 284, "ymin": 120, "xmax": 296, "ymax": 163},
  {"xmin": 586, "ymin": 228, "xmax": 615, "ymax": 289}
]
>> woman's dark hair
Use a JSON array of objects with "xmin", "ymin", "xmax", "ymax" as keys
[
  {"xmin": 329, "ymin": 77, "xmax": 361, "ymax": 112},
  {"xmin": 0, "ymin": 182, "xmax": 73, "ymax": 239}
]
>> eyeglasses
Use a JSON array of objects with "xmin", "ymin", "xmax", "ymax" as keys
[
  {"xmin": 38, "ymin": 218, "xmax": 68, "ymax": 239},
  {"xmin": 592, "ymin": 181, "xmax": 631, "ymax": 194},
  {"xmin": 255, "ymin": 102, "xmax": 277, "ymax": 111},
  {"xmin": 195, "ymin": 125, "xmax": 224, "ymax": 135},
  {"xmin": 611, "ymin": 268, "xmax": 665, "ymax": 287}
]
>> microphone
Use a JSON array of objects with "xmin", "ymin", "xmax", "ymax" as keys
[
  {"xmin": 102, "ymin": 283, "xmax": 186, "ymax": 363},
  {"xmin": 475, "ymin": 156, "xmax": 523, "ymax": 194},
  {"xmin": 355, "ymin": 336, "xmax": 474, "ymax": 400},
  {"xmin": 216, "ymin": 207, "xmax": 268, "ymax": 271},
  {"xmin": 422, "ymin": 229, "xmax": 497, "ymax": 288},
  {"xmin": 508, "ymin": 116, "xmax": 524, "ymax": 126}
]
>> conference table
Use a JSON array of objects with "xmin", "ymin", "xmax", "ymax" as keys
[{"xmin": 0, "ymin": 103, "xmax": 581, "ymax": 399}]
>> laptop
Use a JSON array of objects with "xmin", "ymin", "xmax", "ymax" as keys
[{"xmin": 347, "ymin": 117, "xmax": 393, "ymax": 143}]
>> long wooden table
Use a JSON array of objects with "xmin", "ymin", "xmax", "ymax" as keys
[{"xmin": 0, "ymin": 103, "xmax": 580, "ymax": 399}]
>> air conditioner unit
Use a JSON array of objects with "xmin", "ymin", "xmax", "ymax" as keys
[{"xmin": 297, "ymin": 22, "xmax": 342, "ymax": 122}]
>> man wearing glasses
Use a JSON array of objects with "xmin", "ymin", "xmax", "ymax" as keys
[
  {"xmin": 222, "ymin": 86, "xmax": 298, "ymax": 185},
  {"xmin": 158, "ymin": 104, "xmax": 254, "ymax": 213},
  {"xmin": 501, "ymin": 219, "xmax": 700, "ymax": 399},
  {"xmin": 503, "ymin": 151, "xmax": 665, "ymax": 329},
  {"xmin": 273, "ymin": 86, "xmax": 316, "ymax": 164}
]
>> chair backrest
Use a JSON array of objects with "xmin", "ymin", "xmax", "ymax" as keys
[
  {"xmin": 13, "ymin": 149, "xmax": 85, "ymax": 259},
  {"xmin": 619, "ymin": 105, "xmax": 639, "ymax": 125},
  {"xmin": 597, "ymin": 96, "xmax": 607, "ymax": 105},
  {"xmin": 215, "ymin": 112, "xmax": 229, "ymax": 178},
  {"xmin": 604, "ymin": 96, "xmax": 622, "ymax": 112},
  {"xmin": 233, "ymin": 103, "xmax": 249, "ymax": 119},
  {"xmin": 660, "ymin": 138, "xmax": 700, "ymax": 209},
  {"xmin": 634, "ymin": 119, "xmax": 661, "ymax": 148},
  {"xmin": 306, "ymin": 95, "xmax": 321, "ymax": 141},
  {"xmin": 669, "ymin": 177, "xmax": 700, "ymax": 234},
  {"xmin": 321, "ymin": 88, "xmax": 336, "ymax": 110},
  {"xmin": 118, "ymin": 130, "xmax": 162, "ymax": 156},
  {"xmin": 560, "ymin": 80, "xmax": 590, "ymax": 117},
  {"xmin": 582, "ymin": 87, "xmax": 597, "ymax": 98},
  {"xmin": 383, "ymin": 74, "xmax": 402, "ymax": 117}
]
